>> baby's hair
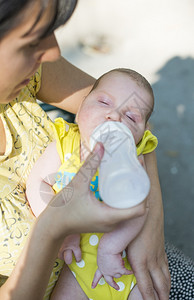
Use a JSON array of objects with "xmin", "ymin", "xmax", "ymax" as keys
[{"xmin": 90, "ymin": 68, "xmax": 154, "ymax": 122}]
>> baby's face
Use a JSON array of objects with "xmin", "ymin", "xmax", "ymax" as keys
[{"xmin": 76, "ymin": 71, "xmax": 153, "ymax": 149}]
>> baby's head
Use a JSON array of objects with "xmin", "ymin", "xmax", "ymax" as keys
[{"xmin": 76, "ymin": 68, "xmax": 154, "ymax": 150}]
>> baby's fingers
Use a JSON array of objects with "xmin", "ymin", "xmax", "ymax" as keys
[
  {"xmin": 113, "ymin": 268, "xmax": 133, "ymax": 279},
  {"xmin": 73, "ymin": 247, "xmax": 82, "ymax": 263},
  {"xmin": 63, "ymin": 249, "xmax": 73, "ymax": 265},
  {"xmin": 104, "ymin": 275, "xmax": 120, "ymax": 290},
  {"xmin": 92, "ymin": 269, "xmax": 103, "ymax": 289},
  {"xmin": 121, "ymin": 268, "xmax": 133, "ymax": 276}
]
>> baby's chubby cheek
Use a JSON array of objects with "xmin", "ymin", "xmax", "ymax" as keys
[
  {"xmin": 126, "ymin": 126, "xmax": 141, "ymax": 145},
  {"xmin": 76, "ymin": 117, "xmax": 94, "ymax": 145},
  {"xmin": 77, "ymin": 104, "xmax": 93, "ymax": 122},
  {"xmin": 78, "ymin": 105, "xmax": 101, "ymax": 129}
]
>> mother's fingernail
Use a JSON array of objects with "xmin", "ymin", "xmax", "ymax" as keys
[{"xmin": 94, "ymin": 142, "xmax": 104, "ymax": 158}]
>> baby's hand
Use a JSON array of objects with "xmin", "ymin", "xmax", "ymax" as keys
[
  {"xmin": 57, "ymin": 234, "xmax": 81, "ymax": 264},
  {"xmin": 92, "ymin": 251, "xmax": 132, "ymax": 290}
]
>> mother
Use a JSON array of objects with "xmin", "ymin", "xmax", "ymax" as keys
[{"xmin": 0, "ymin": 0, "xmax": 170, "ymax": 299}]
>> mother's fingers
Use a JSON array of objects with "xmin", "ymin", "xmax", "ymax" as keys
[
  {"xmin": 134, "ymin": 265, "xmax": 156, "ymax": 300},
  {"xmin": 149, "ymin": 254, "xmax": 171, "ymax": 300},
  {"xmin": 150, "ymin": 267, "xmax": 170, "ymax": 300},
  {"xmin": 133, "ymin": 260, "xmax": 170, "ymax": 300},
  {"xmin": 73, "ymin": 140, "xmax": 146, "ymax": 225},
  {"xmin": 162, "ymin": 254, "xmax": 171, "ymax": 291},
  {"xmin": 98, "ymin": 202, "xmax": 147, "ymax": 230},
  {"xmin": 73, "ymin": 142, "xmax": 104, "ymax": 188}
]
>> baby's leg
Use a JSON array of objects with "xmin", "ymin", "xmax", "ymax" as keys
[
  {"xmin": 128, "ymin": 285, "xmax": 159, "ymax": 300},
  {"xmin": 50, "ymin": 264, "xmax": 88, "ymax": 300}
]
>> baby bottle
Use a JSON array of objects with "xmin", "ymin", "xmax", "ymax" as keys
[{"xmin": 90, "ymin": 121, "xmax": 150, "ymax": 208}]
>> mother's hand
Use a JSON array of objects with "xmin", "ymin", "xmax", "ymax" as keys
[
  {"xmin": 127, "ymin": 205, "xmax": 170, "ymax": 300},
  {"xmin": 43, "ymin": 142, "xmax": 145, "ymax": 241}
]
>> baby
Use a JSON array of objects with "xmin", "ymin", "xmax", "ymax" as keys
[{"xmin": 26, "ymin": 68, "xmax": 158, "ymax": 300}]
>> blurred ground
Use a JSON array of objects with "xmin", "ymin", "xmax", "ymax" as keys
[{"xmin": 55, "ymin": 0, "xmax": 194, "ymax": 259}]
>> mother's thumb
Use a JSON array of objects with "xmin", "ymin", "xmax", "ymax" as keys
[{"xmin": 74, "ymin": 142, "xmax": 104, "ymax": 185}]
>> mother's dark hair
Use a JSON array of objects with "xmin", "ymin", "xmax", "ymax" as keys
[{"xmin": 0, "ymin": 0, "xmax": 77, "ymax": 39}]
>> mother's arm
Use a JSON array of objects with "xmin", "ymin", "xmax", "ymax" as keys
[
  {"xmin": 127, "ymin": 151, "xmax": 171, "ymax": 300},
  {"xmin": 37, "ymin": 56, "xmax": 95, "ymax": 113}
]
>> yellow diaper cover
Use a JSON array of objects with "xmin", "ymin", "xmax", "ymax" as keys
[{"xmin": 69, "ymin": 233, "xmax": 136, "ymax": 300}]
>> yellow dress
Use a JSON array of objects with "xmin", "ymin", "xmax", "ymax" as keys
[
  {"xmin": 0, "ymin": 67, "xmax": 64, "ymax": 299},
  {"xmin": 52, "ymin": 118, "xmax": 158, "ymax": 300}
]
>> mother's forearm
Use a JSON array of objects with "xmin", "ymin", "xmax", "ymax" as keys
[
  {"xmin": 145, "ymin": 151, "xmax": 163, "ymax": 212},
  {"xmin": 37, "ymin": 57, "xmax": 95, "ymax": 114}
]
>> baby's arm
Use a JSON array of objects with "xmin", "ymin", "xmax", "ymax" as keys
[
  {"xmin": 92, "ymin": 202, "xmax": 147, "ymax": 290},
  {"xmin": 26, "ymin": 141, "xmax": 81, "ymax": 264},
  {"xmin": 26, "ymin": 141, "xmax": 61, "ymax": 216}
]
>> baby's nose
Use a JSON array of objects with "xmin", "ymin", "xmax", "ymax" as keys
[{"xmin": 106, "ymin": 109, "xmax": 121, "ymax": 122}]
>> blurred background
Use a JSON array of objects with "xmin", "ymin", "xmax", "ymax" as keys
[{"xmin": 54, "ymin": 0, "xmax": 194, "ymax": 259}]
